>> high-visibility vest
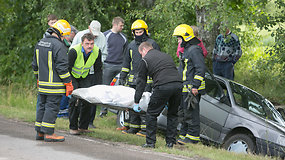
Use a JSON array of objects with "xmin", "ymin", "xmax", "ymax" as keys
[{"xmin": 71, "ymin": 44, "xmax": 99, "ymax": 78}]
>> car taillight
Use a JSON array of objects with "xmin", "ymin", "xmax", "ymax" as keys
[{"xmin": 110, "ymin": 78, "xmax": 117, "ymax": 86}]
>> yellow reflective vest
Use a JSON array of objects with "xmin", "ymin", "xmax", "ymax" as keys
[{"xmin": 71, "ymin": 44, "xmax": 99, "ymax": 78}]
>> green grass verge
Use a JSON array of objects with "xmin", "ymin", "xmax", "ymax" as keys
[{"xmin": 0, "ymin": 84, "xmax": 275, "ymax": 160}]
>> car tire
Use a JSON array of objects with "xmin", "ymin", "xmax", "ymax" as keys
[
  {"xmin": 223, "ymin": 133, "xmax": 256, "ymax": 154},
  {"xmin": 116, "ymin": 110, "xmax": 125, "ymax": 127}
]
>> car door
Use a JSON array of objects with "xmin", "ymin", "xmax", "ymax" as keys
[{"xmin": 199, "ymin": 74, "xmax": 231, "ymax": 143}]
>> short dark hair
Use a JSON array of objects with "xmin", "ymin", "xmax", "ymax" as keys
[
  {"xmin": 138, "ymin": 42, "xmax": 153, "ymax": 52},
  {"xmin": 47, "ymin": 14, "xmax": 58, "ymax": 22},
  {"xmin": 81, "ymin": 33, "xmax": 94, "ymax": 42},
  {"xmin": 112, "ymin": 16, "xmax": 124, "ymax": 25}
]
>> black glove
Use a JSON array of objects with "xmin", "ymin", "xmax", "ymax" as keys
[
  {"xmin": 119, "ymin": 78, "xmax": 126, "ymax": 85},
  {"xmin": 184, "ymin": 89, "xmax": 198, "ymax": 110}
]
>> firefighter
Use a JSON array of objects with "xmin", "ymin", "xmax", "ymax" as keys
[
  {"xmin": 68, "ymin": 33, "xmax": 102, "ymax": 135},
  {"xmin": 119, "ymin": 19, "xmax": 160, "ymax": 136},
  {"xmin": 172, "ymin": 24, "xmax": 206, "ymax": 145},
  {"xmin": 32, "ymin": 19, "xmax": 73, "ymax": 142},
  {"xmin": 133, "ymin": 42, "xmax": 182, "ymax": 148}
]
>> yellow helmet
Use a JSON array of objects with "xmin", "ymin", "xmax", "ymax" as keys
[
  {"xmin": 131, "ymin": 19, "xmax": 148, "ymax": 35},
  {"xmin": 52, "ymin": 19, "xmax": 71, "ymax": 36},
  {"xmin": 172, "ymin": 24, "xmax": 195, "ymax": 42}
]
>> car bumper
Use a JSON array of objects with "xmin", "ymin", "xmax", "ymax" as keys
[{"xmin": 256, "ymin": 138, "xmax": 285, "ymax": 158}]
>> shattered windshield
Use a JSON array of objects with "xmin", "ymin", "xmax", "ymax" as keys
[{"xmin": 230, "ymin": 81, "xmax": 285, "ymax": 126}]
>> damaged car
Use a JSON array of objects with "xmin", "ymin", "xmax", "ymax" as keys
[{"xmin": 114, "ymin": 73, "xmax": 285, "ymax": 157}]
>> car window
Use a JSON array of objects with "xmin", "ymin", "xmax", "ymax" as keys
[
  {"xmin": 205, "ymin": 74, "xmax": 230, "ymax": 106},
  {"xmin": 230, "ymin": 82, "xmax": 278, "ymax": 122}
]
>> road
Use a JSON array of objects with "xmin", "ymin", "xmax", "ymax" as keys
[{"xmin": 0, "ymin": 115, "xmax": 200, "ymax": 160}]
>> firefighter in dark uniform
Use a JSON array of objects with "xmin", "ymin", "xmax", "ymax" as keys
[
  {"xmin": 173, "ymin": 24, "xmax": 206, "ymax": 145},
  {"xmin": 119, "ymin": 20, "xmax": 160, "ymax": 136},
  {"xmin": 133, "ymin": 42, "xmax": 182, "ymax": 148},
  {"xmin": 68, "ymin": 33, "xmax": 102, "ymax": 135},
  {"xmin": 32, "ymin": 19, "xmax": 73, "ymax": 142}
]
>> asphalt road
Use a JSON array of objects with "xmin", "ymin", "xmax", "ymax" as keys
[{"xmin": 0, "ymin": 115, "xmax": 200, "ymax": 160}]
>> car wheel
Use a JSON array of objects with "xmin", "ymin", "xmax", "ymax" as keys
[
  {"xmin": 116, "ymin": 110, "xmax": 126, "ymax": 127},
  {"xmin": 223, "ymin": 133, "xmax": 256, "ymax": 154}
]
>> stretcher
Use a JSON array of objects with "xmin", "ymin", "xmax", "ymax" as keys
[{"xmin": 71, "ymin": 85, "xmax": 150, "ymax": 112}]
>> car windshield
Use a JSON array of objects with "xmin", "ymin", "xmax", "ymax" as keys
[{"xmin": 230, "ymin": 81, "xmax": 285, "ymax": 126}]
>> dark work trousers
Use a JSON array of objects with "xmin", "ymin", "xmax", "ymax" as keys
[
  {"xmin": 129, "ymin": 110, "xmax": 146, "ymax": 132},
  {"xmin": 100, "ymin": 62, "xmax": 122, "ymax": 114},
  {"xmin": 146, "ymin": 82, "xmax": 182, "ymax": 145},
  {"xmin": 129, "ymin": 85, "xmax": 145, "ymax": 132},
  {"xmin": 179, "ymin": 94, "xmax": 201, "ymax": 138},
  {"xmin": 89, "ymin": 105, "xmax": 97, "ymax": 125},
  {"xmin": 69, "ymin": 75, "xmax": 93, "ymax": 130},
  {"xmin": 35, "ymin": 94, "xmax": 62, "ymax": 134},
  {"xmin": 213, "ymin": 60, "xmax": 234, "ymax": 80}
]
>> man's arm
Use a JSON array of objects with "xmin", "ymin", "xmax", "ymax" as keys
[
  {"xmin": 191, "ymin": 47, "xmax": 206, "ymax": 91},
  {"xmin": 32, "ymin": 47, "xmax": 39, "ymax": 79},
  {"xmin": 120, "ymin": 45, "xmax": 131, "ymax": 80},
  {"xmin": 101, "ymin": 35, "xmax": 108, "ymax": 62},
  {"xmin": 134, "ymin": 60, "xmax": 148, "ymax": 103},
  {"xmin": 54, "ymin": 46, "xmax": 71, "ymax": 83}
]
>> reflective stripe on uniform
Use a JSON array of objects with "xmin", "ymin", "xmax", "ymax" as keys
[
  {"xmin": 186, "ymin": 134, "xmax": 200, "ymax": 141},
  {"xmin": 124, "ymin": 122, "xmax": 130, "ymax": 127},
  {"xmin": 129, "ymin": 123, "xmax": 140, "ymax": 128},
  {"xmin": 48, "ymin": 51, "xmax": 53, "ymax": 82},
  {"xmin": 140, "ymin": 124, "xmax": 146, "ymax": 129},
  {"xmin": 199, "ymin": 81, "xmax": 205, "ymax": 90},
  {"xmin": 182, "ymin": 84, "xmax": 192, "ymax": 92},
  {"xmin": 35, "ymin": 121, "xmax": 41, "ymax": 127},
  {"xmin": 194, "ymin": 75, "xmax": 204, "ymax": 81},
  {"xmin": 182, "ymin": 59, "xmax": 188, "ymax": 81},
  {"xmin": 147, "ymin": 76, "xmax": 153, "ymax": 84},
  {"xmin": 39, "ymin": 88, "xmax": 65, "ymax": 94},
  {"xmin": 36, "ymin": 49, "xmax": 39, "ymax": 67},
  {"xmin": 39, "ymin": 81, "xmax": 64, "ymax": 87},
  {"xmin": 34, "ymin": 70, "xmax": 39, "ymax": 75},
  {"xmin": 128, "ymin": 74, "xmax": 134, "ymax": 82},
  {"xmin": 59, "ymin": 72, "xmax": 71, "ymax": 79},
  {"xmin": 121, "ymin": 67, "xmax": 129, "ymax": 73},
  {"xmin": 42, "ymin": 122, "xmax": 55, "ymax": 128},
  {"xmin": 130, "ymin": 50, "xmax": 133, "ymax": 71},
  {"xmin": 179, "ymin": 135, "xmax": 185, "ymax": 140}
]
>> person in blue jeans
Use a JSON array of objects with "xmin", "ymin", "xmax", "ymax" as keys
[
  {"xmin": 99, "ymin": 17, "xmax": 128, "ymax": 120},
  {"xmin": 212, "ymin": 28, "xmax": 242, "ymax": 80}
]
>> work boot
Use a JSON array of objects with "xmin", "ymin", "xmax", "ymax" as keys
[
  {"xmin": 36, "ymin": 132, "xmax": 44, "ymax": 140},
  {"xmin": 122, "ymin": 128, "xmax": 139, "ymax": 134},
  {"xmin": 142, "ymin": 143, "xmax": 155, "ymax": 148},
  {"xmin": 136, "ymin": 130, "xmax": 146, "ymax": 137},
  {"xmin": 69, "ymin": 129, "xmax": 81, "ymax": 135},
  {"xmin": 177, "ymin": 137, "xmax": 198, "ymax": 145},
  {"xmin": 116, "ymin": 126, "xmax": 129, "ymax": 131},
  {"xmin": 44, "ymin": 133, "xmax": 65, "ymax": 142}
]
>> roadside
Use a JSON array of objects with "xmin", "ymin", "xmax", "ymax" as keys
[{"xmin": 0, "ymin": 115, "xmax": 203, "ymax": 160}]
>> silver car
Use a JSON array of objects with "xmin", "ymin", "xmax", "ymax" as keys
[{"xmin": 113, "ymin": 73, "xmax": 285, "ymax": 158}]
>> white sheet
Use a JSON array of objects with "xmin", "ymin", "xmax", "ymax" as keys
[{"xmin": 71, "ymin": 85, "xmax": 150, "ymax": 111}]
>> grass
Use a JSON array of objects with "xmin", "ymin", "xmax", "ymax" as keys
[{"xmin": 0, "ymin": 84, "xmax": 277, "ymax": 160}]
